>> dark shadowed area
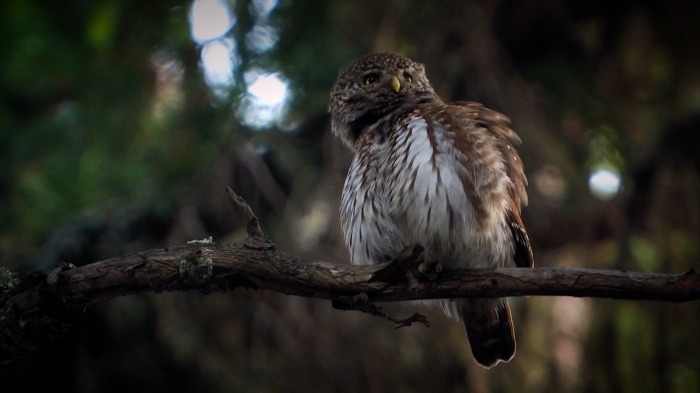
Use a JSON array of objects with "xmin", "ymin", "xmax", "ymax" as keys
[{"xmin": 1, "ymin": 0, "xmax": 698, "ymax": 392}]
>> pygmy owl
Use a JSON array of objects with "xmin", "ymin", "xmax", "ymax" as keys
[{"xmin": 329, "ymin": 52, "xmax": 533, "ymax": 368}]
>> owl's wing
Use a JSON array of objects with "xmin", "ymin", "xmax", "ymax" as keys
[
  {"xmin": 453, "ymin": 101, "xmax": 527, "ymax": 207},
  {"xmin": 507, "ymin": 208, "xmax": 533, "ymax": 268},
  {"xmin": 454, "ymin": 101, "xmax": 534, "ymax": 268}
]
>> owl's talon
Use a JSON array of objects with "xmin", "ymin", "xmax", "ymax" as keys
[
  {"xmin": 414, "ymin": 251, "xmax": 443, "ymax": 282},
  {"xmin": 435, "ymin": 261, "xmax": 444, "ymax": 273},
  {"xmin": 417, "ymin": 259, "xmax": 444, "ymax": 274},
  {"xmin": 370, "ymin": 244, "xmax": 425, "ymax": 283}
]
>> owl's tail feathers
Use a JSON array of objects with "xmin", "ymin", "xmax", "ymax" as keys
[{"xmin": 461, "ymin": 299, "xmax": 516, "ymax": 368}]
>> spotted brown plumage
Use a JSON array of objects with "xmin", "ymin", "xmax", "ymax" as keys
[{"xmin": 329, "ymin": 52, "xmax": 533, "ymax": 367}]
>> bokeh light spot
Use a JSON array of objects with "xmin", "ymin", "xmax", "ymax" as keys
[
  {"xmin": 238, "ymin": 70, "xmax": 290, "ymax": 128},
  {"xmin": 201, "ymin": 39, "xmax": 236, "ymax": 91},
  {"xmin": 245, "ymin": 23, "xmax": 279, "ymax": 53},
  {"xmin": 189, "ymin": 0, "xmax": 235, "ymax": 44},
  {"xmin": 588, "ymin": 168, "xmax": 621, "ymax": 200}
]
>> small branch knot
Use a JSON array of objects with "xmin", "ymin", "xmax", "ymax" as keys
[
  {"xmin": 179, "ymin": 254, "xmax": 213, "ymax": 289},
  {"xmin": 46, "ymin": 262, "xmax": 76, "ymax": 288}
]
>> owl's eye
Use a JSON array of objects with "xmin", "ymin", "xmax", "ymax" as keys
[
  {"xmin": 404, "ymin": 72, "xmax": 413, "ymax": 82},
  {"xmin": 363, "ymin": 74, "xmax": 379, "ymax": 85}
]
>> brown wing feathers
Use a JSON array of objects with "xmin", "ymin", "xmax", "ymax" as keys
[{"xmin": 455, "ymin": 101, "xmax": 534, "ymax": 268}]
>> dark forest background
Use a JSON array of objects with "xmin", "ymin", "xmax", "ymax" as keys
[{"xmin": 1, "ymin": 0, "xmax": 699, "ymax": 392}]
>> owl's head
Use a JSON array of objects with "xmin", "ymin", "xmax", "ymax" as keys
[{"xmin": 329, "ymin": 52, "xmax": 438, "ymax": 149}]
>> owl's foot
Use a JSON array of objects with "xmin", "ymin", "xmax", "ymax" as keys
[
  {"xmin": 416, "ymin": 256, "xmax": 444, "ymax": 282},
  {"xmin": 370, "ymin": 244, "xmax": 425, "ymax": 282},
  {"xmin": 370, "ymin": 244, "xmax": 443, "ymax": 283}
]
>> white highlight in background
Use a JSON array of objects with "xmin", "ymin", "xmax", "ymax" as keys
[
  {"xmin": 588, "ymin": 168, "xmax": 621, "ymax": 200},
  {"xmin": 189, "ymin": 0, "xmax": 234, "ymax": 44},
  {"xmin": 248, "ymin": 72, "xmax": 288, "ymax": 106},
  {"xmin": 201, "ymin": 39, "xmax": 235, "ymax": 88},
  {"xmin": 239, "ymin": 70, "xmax": 290, "ymax": 128}
]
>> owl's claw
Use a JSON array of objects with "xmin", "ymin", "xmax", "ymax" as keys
[
  {"xmin": 416, "ymin": 257, "xmax": 444, "ymax": 282},
  {"xmin": 370, "ymin": 244, "xmax": 444, "ymax": 283},
  {"xmin": 370, "ymin": 244, "xmax": 425, "ymax": 282}
]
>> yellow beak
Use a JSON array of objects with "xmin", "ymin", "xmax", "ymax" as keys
[{"xmin": 390, "ymin": 75, "xmax": 401, "ymax": 93}]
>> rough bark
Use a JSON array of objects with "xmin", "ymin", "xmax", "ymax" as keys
[
  {"xmin": 1, "ymin": 238, "xmax": 698, "ymax": 367},
  {"xmin": 1, "ymin": 190, "xmax": 698, "ymax": 367}
]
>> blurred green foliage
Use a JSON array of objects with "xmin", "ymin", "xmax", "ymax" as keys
[{"xmin": 0, "ymin": 0, "xmax": 224, "ymax": 260}]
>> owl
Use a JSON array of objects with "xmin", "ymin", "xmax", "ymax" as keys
[{"xmin": 329, "ymin": 52, "xmax": 533, "ymax": 368}]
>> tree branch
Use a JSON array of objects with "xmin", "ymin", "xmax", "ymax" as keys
[{"xmin": 1, "ymin": 190, "xmax": 698, "ymax": 367}]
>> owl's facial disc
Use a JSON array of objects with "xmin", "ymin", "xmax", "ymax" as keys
[
  {"xmin": 362, "ymin": 69, "xmax": 413, "ymax": 95},
  {"xmin": 329, "ymin": 52, "xmax": 439, "ymax": 149}
]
